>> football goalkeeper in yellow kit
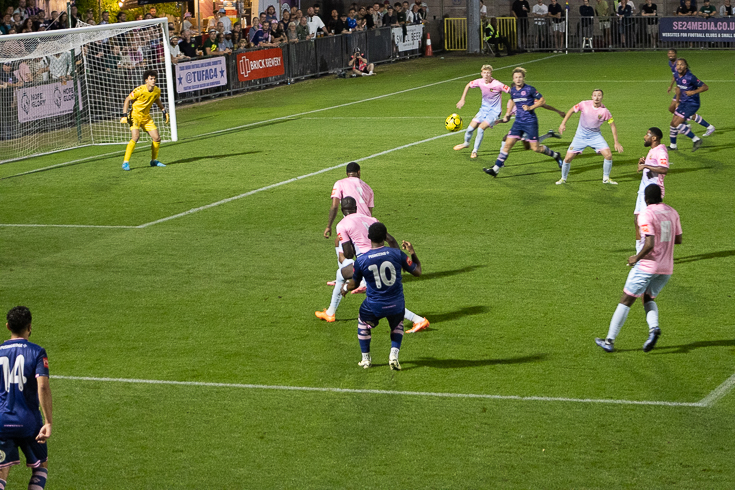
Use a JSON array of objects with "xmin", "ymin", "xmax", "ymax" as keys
[{"xmin": 120, "ymin": 70, "xmax": 169, "ymax": 171}]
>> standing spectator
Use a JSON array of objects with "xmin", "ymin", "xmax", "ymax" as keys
[
  {"xmin": 372, "ymin": 2, "xmax": 383, "ymax": 26},
  {"xmin": 394, "ymin": 2, "xmax": 407, "ymax": 24},
  {"xmin": 13, "ymin": 0, "xmax": 27, "ymax": 22},
  {"xmin": 617, "ymin": 0, "xmax": 632, "ymax": 47},
  {"xmin": 414, "ymin": 0, "xmax": 428, "ymax": 17},
  {"xmin": 699, "ymin": 0, "xmax": 717, "ymax": 16},
  {"xmin": 232, "ymin": 22, "xmax": 244, "ymax": 44},
  {"xmin": 512, "ymin": 0, "xmax": 531, "ymax": 51},
  {"xmin": 84, "ymin": 8, "xmax": 94, "ymax": 24},
  {"xmin": 641, "ymin": 0, "xmax": 658, "ymax": 48},
  {"xmin": 596, "ymin": 0, "xmax": 611, "ymax": 48},
  {"xmin": 548, "ymin": 0, "xmax": 564, "ymax": 52},
  {"xmin": 346, "ymin": 8, "xmax": 358, "ymax": 29},
  {"xmin": 69, "ymin": 5, "xmax": 78, "ymax": 27},
  {"xmin": 218, "ymin": 9, "xmax": 232, "ymax": 32},
  {"xmin": 204, "ymin": 28, "xmax": 230, "ymax": 54},
  {"xmin": 21, "ymin": 17, "xmax": 34, "ymax": 32},
  {"xmin": 382, "ymin": 5, "xmax": 397, "ymax": 25},
  {"xmin": 117, "ymin": 11, "xmax": 128, "ymax": 23},
  {"xmin": 258, "ymin": 20, "xmax": 277, "ymax": 46},
  {"xmin": 306, "ymin": 6, "xmax": 326, "ymax": 36},
  {"xmin": 28, "ymin": 56, "xmax": 49, "ymax": 82},
  {"xmin": 720, "ymin": 0, "xmax": 733, "ymax": 16},
  {"xmin": 314, "ymin": 3, "xmax": 323, "ymax": 18},
  {"xmin": 51, "ymin": 11, "xmax": 67, "ymax": 29},
  {"xmin": 25, "ymin": 0, "xmax": 40, "ymax": 19},
  {"xmin": 219, "ymin": 31, "xmax": 234, "ymax": 50},
  {"xmin": 179, "ymin": 29, "xmax": 201, "ymax": 57},
  {"xmin": 677, "ymin": 0, "xmax": 697, "ymax": 14},
  {"xmin": 480, "ymin": 0, "xmax": 488, "ymax": 18},
  {"xmin": 279, "ymin": 11, "xmax": 292, "ymax": 32},
  {"xmin": 270, "ymin": 19, "xmax": 285, "ymax": 42},
  {"xmin": 327, "ymin": 9, "xmax": 346, "ymax": 34},
  {"xmin": 100, "ymin": 10, "xmax": 110, "ymax": 24},
  {"xmin": 296, "ymin": 15, "xmax": 312, "ymax": 39},
  {"xmin": 249, "ymin": 16, "xmax": 261, "ymax": 42},
  {"xmin": 1, "ymin": 14, "xmax": 12, "ymax": 34},
  {"xmin": 286, "ymin": 21, "xmax": 299, "ymax": 41},
  {"xmin": 149, "ymin": 6, "xmax": 158, "ymax": 17},
  {"xmin": 265, "ymin": 5, "xmax": 278, "ymax": 22},
  {"xmin": 169, "ymin": 35, "xmax": 187, "ymax": 63},
  {"xmin": 294, "ymin": 8, "xmax": 303, "ymax": 21},
  {"xmin": 409, "ymin": 3, "xmax": 424, "ymax": 22},
  {"xmin": 182, "ymin": 12, "xmax": 193, "ymax": 31},
  {"xmin": 48, "ymin": 50, "xmax": 72, "ymax": 81},
  {"xmin": 680, "ymin": 0, "xmax": 697, "ymax": 9},
  {"xmin": 580, "ymin": 0, "xmax": 595, "ymax": 50},
  {"xmin": 532, "ymin": 0, "xmax": 549, "ymax": 50}
]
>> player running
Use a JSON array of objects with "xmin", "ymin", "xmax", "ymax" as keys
[
  {"xmin": 669, "ymin": 58, "xmax": 708, "ymax": 152},
  {"xmin": 0, "ymin": 307, "xmax": 53, "ymax": 489},
  {"xmin": 453, "ymin": 64, "xmax": 510, "ymax": 159},
  {"xmin": 666, "ymin": 49, "xmax": 715, "ymax": 137},
  {"xmin": 483, "ymin": 67, "xmax": 564, "ymax": 178},
  {"xmin": 635, "ymin": 127, "xmax": 668, "ymax": 253},
  {"xmin": 120, "ymin": 69, "xmax": 169, "ymax": 171},
  {"xmin": 595, "ymin": 184, "xmax": 682, "ymax": 353},
  {"xmin": 316, "ymin": 197, "xmax": 430, "ymax": 333},
  {"xmin": 495, "ymin": 98, "xmax": 565, "ymax": 152},
  {"xmin": 342, "ymin": 222, "xmax": 423, "ymax": 370},
  {"xmin": 556, "ymin": 89, "xmax": 623, "ymax": 185}
]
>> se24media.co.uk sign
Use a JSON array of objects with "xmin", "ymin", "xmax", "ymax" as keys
[
  {"xmin": 659, "ymin": 18, "xmax": 735, "ymax": 41},
  {"xmin": 175, "ymin": 57, "xmax": 228, "ymax": 93},
  {"xmin": 236, "ymin": 48, "xmax": 285, "ymax": 82}
]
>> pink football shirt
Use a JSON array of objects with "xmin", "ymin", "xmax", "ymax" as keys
[
  {"xmin": 336, "ymin": 213, "xmax": 379, "ymax": 257},
  {"xmin": 469, "ymin": 78, "xmax": 510, "ymax": 112},
  {"xmin": 573, "ymin": 100, "xmax": 612, "ymax": 135},
  {"xmin": 639, "ymin": 144, "xmax": 669, "ymax": 198},
  {"xmin": 331, "ymin": 177, "xmax": 374, "ymax": 217},
  {"xmin": 637, "ymin": 203, "xmax": 682, "ymax": 275}
]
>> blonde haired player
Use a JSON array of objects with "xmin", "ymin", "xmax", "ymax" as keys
[{"xmin": 120, "ymin": 70, "xmax": 169, "ymax": 171}]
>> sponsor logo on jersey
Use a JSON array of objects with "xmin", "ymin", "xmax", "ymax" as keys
[{"xmin": 43, "ymin": 357, "xmax": 48, "ymax": 368}]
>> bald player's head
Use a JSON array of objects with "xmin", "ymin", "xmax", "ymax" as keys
[{"xmin": 341, "ymin": 196, "xmax": 357, "ymax": 215}]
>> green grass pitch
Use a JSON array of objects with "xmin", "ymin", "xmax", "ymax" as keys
[{"xmin": 1, "ymin": 50, "xmax": 734, "ymax": 488}]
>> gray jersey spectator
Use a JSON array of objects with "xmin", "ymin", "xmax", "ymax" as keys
[
  {"xmin": 532, "ymin": 0, "xmax": 548, "ymax": 49},
  {"xmin": 721, "ymin": 0, "xmax": 734, "ymax": 15},
  {"xmin": 48, "ymin": 51, "xmax": 72, "ymax": 81},
  {"xmin": 182, "ymin": 12, "xmax": 193, "ymax": 30}
]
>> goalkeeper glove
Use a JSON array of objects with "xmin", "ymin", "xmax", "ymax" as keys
[
  {"xmin": 120, "ymin": 114, "xmax": 127, "ymax": 125},
  {"xmin": 162, "ymin": 108, "xmax": 169, "ymax": 125}
]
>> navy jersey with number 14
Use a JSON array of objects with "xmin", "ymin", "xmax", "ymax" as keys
[
  {"xmin": 353, "ymin": 247, "xmax": 417, "ymax": 317},
  {"xmin": 0, "ymin": 339, "xmax": 49, "ymax": 438}
]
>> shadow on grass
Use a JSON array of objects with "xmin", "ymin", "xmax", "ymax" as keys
[
  {"xmin": 404, "ymin": 265, "xmax": 487, "ymax": 282},
  {"xmin": 166, "ymin": 150, "xmax": 261, "ymax": 165},
  {"xmin": 674, "ymin": 250, "xmax": 735, "ymax": 264},
  {"xmin": 400, "ymin": 353, "xmax": 547, "ymax": 370},
  {"xmin": 417, "ymin": 305, "xmax": 490, "ymax": 325},
  {"xmin": 617, "ymin": 339, "xmax": 735, "ymax": 354}
]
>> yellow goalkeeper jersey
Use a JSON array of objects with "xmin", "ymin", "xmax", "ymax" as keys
[{"xmin": 129, "ymin": 85, "xmax": 161, "ymax": 117}]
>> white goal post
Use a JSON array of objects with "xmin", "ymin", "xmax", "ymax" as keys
[{"xmin": 0, "ymin": 18, "xmax": 178, "ymax": 164}]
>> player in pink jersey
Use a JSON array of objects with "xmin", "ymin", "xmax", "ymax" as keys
[
  {"xmin": 635, "ymin": 127, "xmax": 669, "ymax": 253},
  {"xmin": 324, "ymin": 161, "xmax": 374, "ymax": 239},
  {"xmin": 596, "ymin": 184, "xmax": 682, "ymax": 353},
  {"xmin": 556, "ymin": 89, "xmax": 624, "ymax": 185},
  {"xmin": 315, "ymin": 197, "xmax": 430, "ymax": 333},
  {"xmin": 453, "ymin": 65, "xmax": 510, "ymax": 159}
]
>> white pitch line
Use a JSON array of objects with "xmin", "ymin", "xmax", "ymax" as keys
[
  {"xmin": 135, "ymin": 132, "xmax": 455, "ymax": 228},
  {"xmin": 51, "ymin": 375, "xmax": 705, "ymax": 407},
  {"xmin": 0, "ymin": 223, "xmax": 136, "ymax": 229},
  {"xmin": 699, "ymin": 372, "xmax": 735, "ymax": 407}
]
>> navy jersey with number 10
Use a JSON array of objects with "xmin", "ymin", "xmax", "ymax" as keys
[
  {"xmin": 0, "ymin": 339, "xmax": 49, "ymax": 438},
  {"xmin": 353, "ymin": 247, "xmax": 417, "ymax": 317}
]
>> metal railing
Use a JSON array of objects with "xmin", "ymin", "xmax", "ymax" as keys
[
  {"xmin": 444, "ymin": 18, "xmax": 468, "ymax": 50},
  {"xmin": 174, "ymin": 26, "xmax": 423, "ymax": 104}
]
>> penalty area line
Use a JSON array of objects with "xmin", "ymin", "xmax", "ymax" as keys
[
  {"xmin": 52, "ymin": 375, "xmax": 704, "ymax": 408},
  {"xmin": 698, "ymin": 371, "xmax": 735, "ymax": 407}
]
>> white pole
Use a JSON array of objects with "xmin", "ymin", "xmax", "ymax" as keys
[
  {"xmin": 160, "ymin": 21, "xmax": 178, "ymax": 142},
  {"xmin": 0, "ymin": 17, "xmax": 169, "ymax": 42}
]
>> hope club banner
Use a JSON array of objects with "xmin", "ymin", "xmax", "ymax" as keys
[
  {"xmin": 175, "ymin": 57, "xmax": 228, "ymax": 93},
  {"xmin": 236, "ymin": 49, "xmax": 285, "ymax": 82},
  {"xmin": 659, "ymin": 18, "xmax": 735, "ymax": 42},
  {"xmin": 16, "ymin": 81, "xmax": 83, "ymax": 123}
]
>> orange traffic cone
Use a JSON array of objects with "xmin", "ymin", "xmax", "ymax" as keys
[{"xmin": 425, "ymin": 33, "xmax": 433, "ymax": 57}]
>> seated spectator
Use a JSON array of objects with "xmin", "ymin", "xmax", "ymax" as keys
[
  {"xmin": 484, "ymin": 17, "xmax": 514, "ymax": 56},
  {"xmin": 699, "ymin": 0, "xmax": 718, "ymax": 15},
  {"xmin": 348, "ymin": 48, "xmax": 374, "ymax": 76},
  {"xmin": 179, "ymin": 29, "xmax": 201, "ymax": 57},
  {"xmin": 296, "ymin": 15, "xmax": 312, "ymax": 39},
  {"xmin": 265, "ymin": 5, "xmax": 278, "ymax": 22},
  {"xmin": 721, "ymin": 0, "xmax": 734, "ymax": 15},
  {"xmin": 270, "ymin": 19, "xmax": 285, "ymax": 42},
  {"xmin": 677, "ymin": 0, "xmax": 697, "ymax": 14},
  {"xmin": 327, "ymin": 9, "xmax": 346, "ymax": 34},
  {"xmin": 286, "ymin": 21, "xmax": 299, "ymax": 41}
]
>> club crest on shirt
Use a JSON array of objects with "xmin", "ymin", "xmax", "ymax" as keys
[
  {"xmin": 521, "ymin": 90, "xmax": 527, "ymax": 96},
  {"xmin": 0, "ymin": 450, "xmax": 5, "ymax": 462}
]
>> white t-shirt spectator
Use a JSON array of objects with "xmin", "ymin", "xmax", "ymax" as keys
[
  {"xmin": 307, "ymin": 15, "xmax": 325, "ymax": 35},
  {"xmin": 720, "ymin": 2, "xmax": 734, "ymax": 15},
  {"xmin": 48, "ymin": 51, "xmax": 72, "ymax": 79},
  {"xmin": 220, "ymin": 15, "xmax": 232, "ymax": 32},
  {"xmin": 533, "ymin": 2, "xmax": 548, "ymax": 23}
]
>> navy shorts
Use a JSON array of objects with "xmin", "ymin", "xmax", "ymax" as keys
[
  {"xmin": 358, "ymin": 301, "xmax": 404, "ymax": 331},
  {"xmin": 507, "ymin": 119, "xmax": 539, "ymax": 142},
  {"xmin": 0, "ymin": 434, "xmax": 48, "ymax": 469},
  {"xmin": 674, "ymin": 100, "xmax": 700, "ymax": 120}
]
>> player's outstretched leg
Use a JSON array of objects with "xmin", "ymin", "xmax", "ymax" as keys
[
  {"xmin": 602, "ymin": 159, "xmax": 617, "ymax": 185},
  {"xmin": 454, "ymin": 124, "xmax": 476, "ymax": 151},
  {"xmin": 316, "ymin": 268, "xmax": 347, "ymax": 322},
  {"xmin": 471, "ymin": 127, "xmax": 485, "ymax": 159},
  {"xmin": 539, "ymin": 129, "xmax": 561, "ymax": 143},
  {"xmin": 538, "ymin": 144, "xmax": 564, "ymax": 168},
  {"xmin": 642, "ymin": 299, "xmax": 661, "ymax": 352},
  {"xmin": 404, "ymin": 308, "xmax": 429, "ymax": 333},
  {"xmin": 689, "ymin": 113, "xmax": 714, "ymax": 136},
  {"xmin": 596, "ymin": 302, "xmax": 631, "ymax": 353}
]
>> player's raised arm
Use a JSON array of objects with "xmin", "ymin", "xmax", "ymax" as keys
[
  {"xmin": 401, "ymin": 240, "xmax": 421, "ymax": 276},
  {"xmin": 36, "ymin": 375, "xmax": 52, "ymax": 443}
]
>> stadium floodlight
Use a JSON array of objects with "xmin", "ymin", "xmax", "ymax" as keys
[{"xmin": 0, "ymin": 18, "xmax": 178, "ymax": 164}]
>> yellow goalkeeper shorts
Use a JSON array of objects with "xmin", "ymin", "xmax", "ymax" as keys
[{"xmin": 130, "ymin": 113, "xmax": 157, "ymax": 132}]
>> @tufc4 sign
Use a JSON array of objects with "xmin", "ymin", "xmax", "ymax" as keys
[{"xmin": 237, "ymin": 48, "xmax": 285, "ymax": 82}]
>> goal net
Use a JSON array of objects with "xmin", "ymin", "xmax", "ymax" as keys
[{"xmin": 0, "ymin": 18, "xmax": 177, "ymax": 164}]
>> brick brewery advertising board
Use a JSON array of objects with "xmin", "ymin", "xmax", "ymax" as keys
[
  {"xmin": 16, "ymin": 81, "xmax": 83, "ymax": 123},
  {"xmin": 175, "ymin": 56, "xmax": 228, "ymax": 93},
  {"xmin": 236, "ymin": 48, "xmax": 285, "ymax": 82},
  {"xmin": 392, "ymin": 24, "xmax": 423, "ymax": 52},
  {"xmin": 660, "ymin": 18, "xmax": 735, "ymax": 42}
]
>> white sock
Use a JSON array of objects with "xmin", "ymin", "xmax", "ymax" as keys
[
  {"xmin": 362, "ymin": 352, "xmax": 371, "ymax": 360},
  {"xmin": 603, "ymin": 159, "xmax": 612, "ymax": 179},
  {"xmin": 464, "ymin": 126, "xmax": 476, "ymax": 144},
  {"xmin": 635, "ymin": 239, "xmax": 644, "ymax": 254},
  {"xmin": 326, "ymin": 270, "xmax": 345, "ymax": 316},
  {"xmin": 692, "ymin": 135, "xmax": 701, "ymax": 142},
  {"xmin": 335, "ymin": 247, "xmax": 342, "ymax": 267},
  {"xmin": 404, "ymin": 308, "xmax": 420, "ymax": 323},
  {"xmin": 499, "ymin": 139, "xmax": 506, "ymax": 152},
  {"xmin": 492, "ymin": 164, "xmax": 501, "ymax": 173},
  {"xmin": 561, "ymin": 162, "xmax": 570, "ymax": 180},
  {"xmin": 606, "ymin": 303, "xmax": 630, "ymax": 341},
  {"xmin": 644, "ymin": 301, "xmax": 659, "ymax": 330},
  {"xmin": 472, "ymin": 127, "xmax": 485, "ymax": 152},
  {"xmin": 390, "ymin": 347, "xmax": 400, "ymax": 360}
]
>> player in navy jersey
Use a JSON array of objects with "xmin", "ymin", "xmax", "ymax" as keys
[
  {"xmin": 669, "ymin": 58, "xmax": 708, "ymax": 152},
  {"xmin": 666, "ymin": 49, "xmax": 715, "ymax": 136},
  {"xmin": 0, "ymin": 307, "xmax": 52, "ymax": 490},
  {"xmin": 483, "ymin": 67, "xmax": 564, "ymax": 178},
  {"xmin": 342, "ymin": 222, "xmax": 422, "ymax": 370}
]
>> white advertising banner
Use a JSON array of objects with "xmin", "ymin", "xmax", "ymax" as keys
[
  {"xmin": 16, "ymin": 81, "xmax": 83, "ymax": 123},
  {"xmin": 175, "ymin": 57, "xmax": 228, "ymax": 93},
  {"xmin": 392, "ymin": 24, "xmax": 424, "ymax": 52}
]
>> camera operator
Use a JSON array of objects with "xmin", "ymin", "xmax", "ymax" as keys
[{"xmin": 348, "ymin": 48, "xmax": 374, "ymax": 77}]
